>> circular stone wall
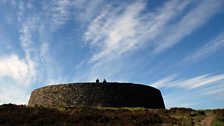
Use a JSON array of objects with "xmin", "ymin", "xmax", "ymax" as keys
[{"xmin": 28, "ymin": 82, "xmax": 165, "ymax": 108}]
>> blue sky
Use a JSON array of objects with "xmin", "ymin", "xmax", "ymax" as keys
[{"xmin": 0, "ymin": 0, "xmax": 224, "ymax": 109}]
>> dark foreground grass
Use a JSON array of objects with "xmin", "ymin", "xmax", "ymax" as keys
[{"xmin": 0, "ymin": 104, "xmax": 223, "ymax": 126}]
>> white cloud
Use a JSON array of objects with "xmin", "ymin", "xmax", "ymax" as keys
[
  {"xmin": 84, "ymin": 0, "xmax": 191, "ymax": 62},
  {"xmin": 50, "ymin": 0, "xmax": 71, "ymax": 30},
  {"xmin": 205, "ymin": 84, "xmax": 224, "ymax": 96},
  {"xmin": 80, "ymin": 0, "xmax": 192, "ymax": 81},
  {"xmin": 154, "ymin": 0, "xmax": 224, "ymax": 53},
  {"xmin": 17, "ymin": 7, "xmax": 62, "ymax": 82},
  {"xmin": 73, "ymin": 0, "xmax": 105, "ymax": 22},
  {"xmin": 0, "ymin": 80, "xmax": 30, "ymax": 104},
  {"xmin": 150, "ymin": 73, "xmax": 224, "ymax": 89},
  {"xmin": 177, "ymin": 74, "xmax": 224, "ymax": 89},
  {"xmin": 149, "ymin": 76, "xmax": 176, "ymax": 88},
  {"xmin": 43, "ymin": 0, "xmax": 96, "ymax": 31},
  {"xmin": 0, "ymin": 54, "xmax": 35, "ymax": 85},
  {"xmin": 0, "ymin": 54, "xmax": 34, "ymax": 104},
  {"xmin": 16, "ymin": 0, "xmax": 72, "ymax": 85},
  {"xmin": 183, "ymin": 32, "xmax": 224, "ymax": 62},
  {"xmin": 156, "ymin": 74, "xmax": 224, "ymax": 108},
  {"xmin": 85, "ymin": 1, "xmax": 145, "ymax": 62},
  {"xmin": 69, "ymin": 0, "xmax": 224, "ymax": 84},
  {"xmin": 20, "ymin": 24, "xmax": 32, "ymax": 55},
  {"xmin": 38, "ymin": 0, "xmax": 70, "ymax": 31}
]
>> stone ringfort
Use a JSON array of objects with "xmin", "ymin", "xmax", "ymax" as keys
[{"xmin": 28, "ymin": 82, "xmax": 165, "ymax": 108}]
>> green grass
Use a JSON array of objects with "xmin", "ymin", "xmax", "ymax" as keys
[{"xmin": 212, "ymin": 120, "xmax": 224, "ymax": 126}]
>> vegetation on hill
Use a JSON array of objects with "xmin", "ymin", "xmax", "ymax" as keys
[{"xmin": 0, "ymin": 104, "xmax": 223, "ymax": 126}]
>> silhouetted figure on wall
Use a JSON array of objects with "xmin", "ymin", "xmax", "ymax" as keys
[
  {"xmin": 96, "ymin": 78, "xmax": 99, "ymax": 83},
  {"xmin": 103, "ymin": 79, "xmax": 107, "ymax": 83}
]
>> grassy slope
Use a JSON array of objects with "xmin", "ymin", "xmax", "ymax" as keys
[{"xmin": 0, "ymin": 104, "xmax": 223, "ymax": 126}]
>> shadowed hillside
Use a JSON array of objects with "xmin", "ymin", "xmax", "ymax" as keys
[{"xmin": 0, "ymin": 104, "xmax": 223, "ymax": 126}]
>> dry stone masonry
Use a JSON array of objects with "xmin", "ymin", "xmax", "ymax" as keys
[{"xmin": 28, "ymin": 82, "xmax": 165, "ymax": 108}]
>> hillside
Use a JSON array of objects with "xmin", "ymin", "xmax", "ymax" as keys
[{"xmin": 0, "ymin": 104, "xmax": 223, "ymax": 126}]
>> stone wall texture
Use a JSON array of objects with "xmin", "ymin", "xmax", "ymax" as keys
[{"xmin": 28, "ymin": 83, "xmax": 165, "ymax": 108}]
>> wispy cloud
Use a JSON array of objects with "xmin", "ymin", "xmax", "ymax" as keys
[
  {"xmin": 17, "ymin": 0, "xmax": 82, "ymax": 85},
  {"xmin": 84, "ymin": 0, "xmax": 191, "ymax": 62},
  {"xmin": 153, "ymin": 0, "xmax": 224, "ymax": 53},
  {"xmin": 20, "ymin": 23, "xmax": 33, "ymax": 56},
  {"xmin": 73, "ymin": 0, "xmax": 105, "ymax": 22},
  {"xmin": 46, "ymin": 0, "xmax": 72, "ymax": 30},
  {"xmin": 41, "ymin": 0, "xmax": 104, "ymax": 31},
  {"xmin": 85, "ymin": 0, "xmax": 224, "ymax": 61},
  {"xmin": 85, "ymin": 1, "xmax": 145, "ymax": 62},
  {"xmin": 150, "ymin": 73, "xmax": 224, "ymax": 89},
  {"xmin": 18, "ymin": 19, "xmax": 61, "ymax": 85},
  {"xmin": 149, "ymin": 76, "xmax": 176, "ymax": 88},
  {"xmin": 152, "ymin": 73, "xmax": 224, "ymax": 108},
  {"xmin": 202, "ymin": 81, "xmax": 224, "ymax": 97},
  {"xmin": 183, "ymin": 32, "xmax": 224, "ymax": 62},
  {"xmin": 82, "ymin": 0, "xmax": 224, "ymax": 84},
  {"xmin": 80, "ymin": 0, "xmax": 193, "ymax": 81}
]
